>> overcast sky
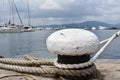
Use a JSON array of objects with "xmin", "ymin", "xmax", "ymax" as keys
[{"xmin": 0, "ymin": 0, "xmax": 120, "ymax": 25}]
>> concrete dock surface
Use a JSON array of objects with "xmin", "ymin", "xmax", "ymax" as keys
[{"xmin": 96, "ymin": 59, "xmax": 120, "ymax": 80}]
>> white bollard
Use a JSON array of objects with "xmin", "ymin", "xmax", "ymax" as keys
[
  {"xmin": 46, "ymin": 29, "xmax": 99, "ymax": 56},
  {"xmin": 46, "ymin": 29, "xmax": 99, "ymax": 67}
]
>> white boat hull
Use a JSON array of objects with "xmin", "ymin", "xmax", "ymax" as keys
[{"xmin": 0, "ymin": 27, "xmax": 22, "ymax": 33}]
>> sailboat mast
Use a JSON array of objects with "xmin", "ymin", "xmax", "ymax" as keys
[
  {"xmin": 8, "ymin": 0, "xmax": 12, "ymax": 24},
  {"xmin": 2, "ymin": 0, "xmax": 5, "ymax": 27},
  {"xmin": 11, "ymin": 0, "xmax": 14, "ymax": 25},
  {"xmin": 13, "ymin": 0, "xmax": 23, "ymax": 26},
  {"xmin": 27, "ymin": 0, "xmax": 31, "ymax": 27}
]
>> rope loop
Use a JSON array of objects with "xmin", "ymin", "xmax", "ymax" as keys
[{"xmin": 54, "ymin": 59, "xmax": 93, "ymax": 69}]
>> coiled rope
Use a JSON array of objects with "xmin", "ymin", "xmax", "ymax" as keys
[
  {"xmin": 0, "ymin": 55, "xmax": 97, "ymax": 77},
  {"xmin": 0, "ymin": 58, "xmax": 54, "ymax": 66},
  {"xmin": 0, "ymin": 62, "xmax": 96, "ymax": 77}
]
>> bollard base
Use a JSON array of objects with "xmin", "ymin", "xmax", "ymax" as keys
[
  {"xmin": 58, "ymin": 64, "xmax": 103, "ymax": 80},
  {"xmin": 57, "ymin": 55, "xmax": 90, "ymax": 64},
  {"xmin": 59, "ymin": 70, "xmax": 103, "ymax": 80}
]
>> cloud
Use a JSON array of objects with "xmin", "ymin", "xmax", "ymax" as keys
[
  {"xmin": 1, "ymin": 0, "xmax": 120, "ymax": 25},
  {"xmin": 40, "ymin": 0, "xmax": 62, "ymax": 10}
]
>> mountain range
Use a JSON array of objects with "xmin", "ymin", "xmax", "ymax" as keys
[{"xmin": 47, "ymin": 21, "xmax": 120, "ymax": 29}]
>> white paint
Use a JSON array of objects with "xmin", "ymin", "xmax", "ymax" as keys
[{"xmin": 46, "ymin": 29, "xmax": 99, "ymax": 56}]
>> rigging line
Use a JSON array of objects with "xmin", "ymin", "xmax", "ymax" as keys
[
  {"xmin": 11, "ymin": 0, "xmax": 15, "ymax": 24},
  {"xmin": 27, "ymin": 0, "xmax": 31, "ymax": 26},
  {"xmin": 2, "ymin": 0, "xmax": 5, "ymax": 27},
  {"xmin": 8, "ymin": 0, "xmax": 12, "ymax": 24},
  {"xmin": 13, "ymin": 0, "xmax": 23, "ymax": 26}
]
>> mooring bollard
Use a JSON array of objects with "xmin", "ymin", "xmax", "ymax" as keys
[{"xmin": 46, "ymin": 29, "xmax": 103, "ymax": 80}]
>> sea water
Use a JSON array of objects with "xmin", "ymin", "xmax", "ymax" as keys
[{"xmin": 0, "ymin": 30, "xmax": 120, "ymax": 59}]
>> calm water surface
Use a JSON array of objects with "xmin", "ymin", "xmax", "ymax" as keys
[{"xmin": 0, "ymin": 30, "xmax": 120, "ymax": 59}]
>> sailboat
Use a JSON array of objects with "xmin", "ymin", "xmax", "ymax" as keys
[
  {"xmin": 0, "ymin": 0, "xmax": 23, "ymax": 33},
  {"xmin": 23, "ymin": 0, "xmax": 35, "ymax": 32}
]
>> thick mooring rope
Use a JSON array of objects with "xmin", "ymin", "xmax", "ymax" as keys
[
  {"xmin": 92, "ymin": 31, "xmax": 120, "ymax": 62},
  {"xmin": 0, "ymin": 62, "xmax": 96, "ymax": 77},
  {"xmin": 0, "ymin": 57, "xmax": 94, "ymax": 69},
  {"xmin": 99, "ymin": 38, "xmax": 110, "ymax": 45},
  {"xmin": 100, "ymin": 31, "xmax": 120, "ymax": 45},
  {"xmin": 0, "ymin": 55, "xmax": 97, "ymax": 77},
  {"xmin": 54, "ymin": 59, "xmax": 93, "ymax": 69},
  {"xmin": 0, "ymin": 58, "xmax": 54, "ymax": 66}
]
